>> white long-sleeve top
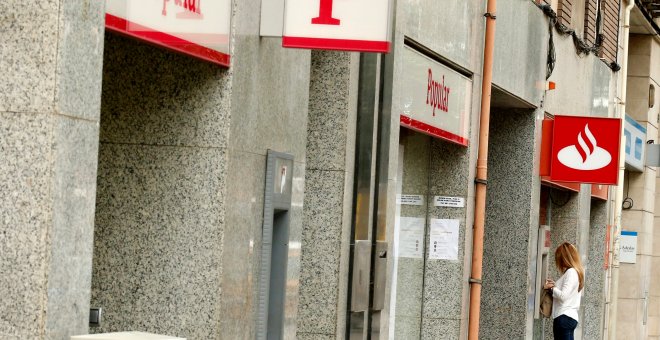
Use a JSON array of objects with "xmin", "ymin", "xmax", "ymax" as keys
[{"xmin": 551, "ymin": 267, "xmax": 581, "ymax": 321}]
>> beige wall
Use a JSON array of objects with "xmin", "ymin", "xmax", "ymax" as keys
[
  {"xmin": 647, "ymin": 35, "xmax": 660, "ymax": 340},
  {"xmin": 618, "ymin": 34, "xmax": 660, "ymax": 340}
]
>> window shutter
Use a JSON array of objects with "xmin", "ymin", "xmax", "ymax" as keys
[
  {"xmin": 584, "ymin": 0, "xmax": 599, "ymax": 46},
  {"xmin": 557, "ymin": 0, "xmax": 573, "ymax": 27},
  {"xmin": 600, "ymin": 0, "xmax": 620, "ymax": 64}
]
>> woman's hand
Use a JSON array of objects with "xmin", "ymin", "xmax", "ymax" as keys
[{"xmin": 544, "ymin": 279, "xmax": 555, "ymax": 289}]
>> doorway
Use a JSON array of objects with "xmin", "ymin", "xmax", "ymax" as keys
[{"xmin": 387, "ymin": 128, "xmax": 432, "ymax": 338}]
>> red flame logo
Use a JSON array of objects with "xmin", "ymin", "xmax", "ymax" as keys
[{"xmin": 576, "ymin": 124, "xmax": 597, "ymax": 163}]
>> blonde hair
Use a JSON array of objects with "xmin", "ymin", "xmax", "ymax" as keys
[{"xmin": 555, "ymin": 242, "xmax": 585, "ymax": 292}]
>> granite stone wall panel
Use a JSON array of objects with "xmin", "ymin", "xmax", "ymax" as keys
[
  {"xmin": 428, "ymin": 139, "xmax": 471, "ymax": 197},
  {"xmin": 305, "ymin": 51, "xmax": 355, "ymax": 171},
  {"xmin": 0, "ymin": 113, "xmax": 54, "ymax": 338},
  {"xmin": 421, "ymin": 137, "xmax": 470, "ymax": 324},
  {"xmin": 91, "ymin": 144, "xmax": 226, "ymax": 339},
  {"xmin": 99, "ymin": 34, "xmax": 232, "ymax": 148},
  {"xmin": 93, "ymin": 33, "xmax": 231, "ymax": 339},
  {"xmin": 296, "ymin": 50, "xmax": 358, "ymax": 339},
  {"xmin": 54, "ymin": 0, "xmax": 105, "ymax": 121},
  {"xmin": 1, "ymin": 2, "xmax": 105, "ymax": 335},
  {"xmin": 480, "ymin": 109, "xmax": 538, "ymax": 340},
  {"xmin": 219, "ymin": 151, "xmax": 265, "ymax": 340},
  {"xmin": 582, "ymin": 200, "xmax": 608, "ymax": 340},
  {"xmin": 0, "ymin": 0, "xmax": 59, "ymax": 114},
  {"xmin": 393, "ymin": 257, "xmax": 426, "ymax": 318},
  {"xmin": 228, "ymin": 36, "xmax": 311, "ymax": 159},
  {"xmin": 44, "ymin": 117, "xmax": 100, "ymax": 340},
  {"xmin": 393, "ymin": 316, "xmax": 422, "ymax": 340},
  {"xmin": 296, "ymin": 333, "xmax": 336, "ymax": 340},
  {"xmin": 297, "ymin": 170, "xmax": 346, "ymax": 335},
  {"xmin": 420, "ymin": 318, "xmax": 461, "ymax": 340}
]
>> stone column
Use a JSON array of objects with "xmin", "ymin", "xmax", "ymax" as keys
[
  {"xmin": 583, "ymin": 199, "xmax": 608, "ymax": 340},
  {"xmin": 296, "ymin": 51, "xmax": 359, "ymax": 340},
  {"xmin": 480, "ymin": 109, "xmax": 541, "ymax": 340},
  {"xmin": 0, "ymin": 0, "xmax": 105, "ymax": 339},
  {"xmin": 419, "ymin": 137, "xmax": 472, "ymax": 339}
]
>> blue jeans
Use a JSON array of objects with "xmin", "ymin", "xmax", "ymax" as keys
[{"xmin": 553, "ymin": 314, "xmax": 578, "ymax": 340}]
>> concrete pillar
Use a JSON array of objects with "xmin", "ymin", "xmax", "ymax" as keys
[
  {"xmin": 583, "ymin": 199, "xmax": 608, "ymax": 340},
  {"xmin": 296, "ymin": 51, "xmax": 359, "ymax": 340},
  {"xmin": 481, "ymin": 109, "xmax": 541, "ymax": 339},
  {"xmin": 419, "ymin": 136, "xmax": 473, "ymax": 339},
  {"xmin": 0, "ymin": 0, "xmax": 105, "ymax": 339}
]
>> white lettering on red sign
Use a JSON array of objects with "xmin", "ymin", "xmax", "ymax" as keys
[{"xmin": 426, "ymin": 69, "xmax": 451, "ymax": 116}]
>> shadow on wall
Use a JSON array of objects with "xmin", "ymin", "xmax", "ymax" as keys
[
  {"xmin": 99, "ymin": 33, "xmax": 231, "ymax": 147},
  {"xmin": 90, "ymin": 32, "xmax": 231, "ymax": 339}
]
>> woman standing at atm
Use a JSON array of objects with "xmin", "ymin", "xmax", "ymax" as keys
[{"xmin": 544, "ymin": 242, "xmax": 585, "ymax": 340}]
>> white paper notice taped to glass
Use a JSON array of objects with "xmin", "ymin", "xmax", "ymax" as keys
[
  {"xmin": 433, "ymin": 196, "xmax": 465, "ymax": 208},
  {"xmin": 396, "ymin": 194, "xmax": 424, "ymax": 206},
  {"xmin": 428, "ymin": 219, "xmax": 459, "ymax": 260},
  {"xmin": 397, "ymin": 217, "xmax": 425, "ymax": 259}
]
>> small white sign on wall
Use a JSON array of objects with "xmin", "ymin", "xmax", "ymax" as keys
[
  {"xmin": 433, "ymin": 196, "xmax": 465, "ymax": 208},
  {"xmin": 620, "ymin": 230, "xmax": 638, "ymax": 264},
  {"xmin": 396, "ymin": 194, "xmax": 424, "ymax": 206}
]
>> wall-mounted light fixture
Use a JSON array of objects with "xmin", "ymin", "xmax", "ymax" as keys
[{"xmin": 649, "ymin": 84, "xmax": 655, "ymax": 109}]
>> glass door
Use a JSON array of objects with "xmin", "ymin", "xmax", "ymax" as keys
[{"xmin": 387, "ymin": 128, "xmax": 432, "ymax": 338}]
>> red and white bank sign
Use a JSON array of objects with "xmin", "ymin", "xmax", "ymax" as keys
[
  {"xmin": 283, "ymin": 0, "xmax": 392, "ymax": 52},
  {"xmin": 550, "ymin": 115, "xmax": 622, "ymax": 185},
  {"xmin": 399, "ymin": 46, "xmax": 472, "ymax": 146},
  {"xmin": 105, "ymin": 0, "xmax": 231, "ymax": 66}
]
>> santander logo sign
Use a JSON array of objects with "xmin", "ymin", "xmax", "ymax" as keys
[
  {"xmin": 557, "ymin": 124, "xmax": 612, "ymax": 170},
  {"xmin": 550, "ymin": 115, "xmax": 621, "ymax": 185}
]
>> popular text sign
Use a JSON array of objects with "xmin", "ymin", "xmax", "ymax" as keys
[
  {"xmin": 399, "ymin": 46, "xmax": 472, "ymax": 146},
  {"xmin": 550, "ymin": 115, "xmax": 621, "ymax": 185},
  {"xmin": 283, "ymin": 0, "xmax": 392, "ymax": 52},
  {"xmin": 105, "ymin": 0, "xmax": 231, "ymax": 66}
]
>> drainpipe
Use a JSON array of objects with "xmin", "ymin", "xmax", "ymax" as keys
[
  {"xmin": 608, "ymin": 0, "xmax": 635, "ymax": 338},
  {"xmin": 467, "ymin": 0, "xmax": 497, "ymax": 339}
]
